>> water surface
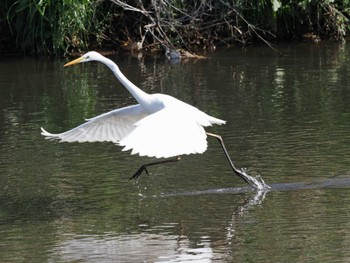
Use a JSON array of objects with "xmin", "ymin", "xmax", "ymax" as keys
[{"xmin": 1, "ymin": 42, "xmax": 350, "ymax": 262}]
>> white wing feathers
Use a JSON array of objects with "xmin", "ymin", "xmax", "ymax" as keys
[
  {"xmin": 119, "ymin": 108, "xmax": 208, "ymax": 158},
  {"xmin": 41, "ymin": 101, "xmax": 226, "ymax": 159},
  {"xmin": 41, "ymin": 104, "xmax": 147, "ymax": 143}
]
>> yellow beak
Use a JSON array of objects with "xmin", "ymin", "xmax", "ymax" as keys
[{"xmin": 64, "ymin": 56, "xmax": 84, "ymax": 67}]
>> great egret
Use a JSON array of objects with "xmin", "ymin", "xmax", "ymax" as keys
[{"xmin": 41, "ymin": 51, "xmax": 267, "ymax": 189}]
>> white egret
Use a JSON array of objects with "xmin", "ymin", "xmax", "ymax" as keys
[{"xmin": 41, "ymin": 51, "xmax": 267, "ymax": 189}]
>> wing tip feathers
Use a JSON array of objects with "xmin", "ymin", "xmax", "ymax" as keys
[
  {"xmin": 41, "ymin": 127, "xmax": 52, "ymax": 137},
  {"xmin": 40, "ymin": 127, "xmax": 60, "ymax": 140}
]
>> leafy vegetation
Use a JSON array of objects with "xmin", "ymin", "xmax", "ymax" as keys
[
  {"xmin": 1, "ymin": 0, "xmax": 111, "ymax": 55},
  {"xmin": 1, "ymin": 0, "xmax": 350, "ymax": 55}
]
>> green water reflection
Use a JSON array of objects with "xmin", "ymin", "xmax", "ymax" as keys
[{"xmin": 1, "ymin": 42, "xmax": 350, "ymax": 262}]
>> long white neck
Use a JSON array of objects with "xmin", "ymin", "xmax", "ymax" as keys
[{"xmin": 101, "ymin": 57, "xmax": 151, "ymax": 106}]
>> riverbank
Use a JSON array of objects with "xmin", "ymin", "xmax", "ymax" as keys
[{"xmin": 1, "ymin": 0, "xmax": 350, "ymax": 56}]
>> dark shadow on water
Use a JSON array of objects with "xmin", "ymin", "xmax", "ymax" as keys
[
  {"xmin": 271, "ymin": 175, "xmax": 350, "ymax": 191},
  {"xmin": 156, "ymin": 174, "xmax": 350, "ymax": 198}
]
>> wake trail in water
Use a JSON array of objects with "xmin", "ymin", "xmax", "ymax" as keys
[{"xmin": 155, "ymin": 175, "xmax": 350, "ymax": 198}]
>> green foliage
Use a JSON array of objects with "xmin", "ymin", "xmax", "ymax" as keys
[
  {"xmin": 0, "ymin": 0, "xmax": 349, "ymax": 55},
  {"xmin": 108, "ymin": 0, "xmax": 350, "ymax": 51},
  {"xmin": 276, "ymin": 0, "xmax": 350, "ymax": 39},
  {"xmin": 3, "ymin": 0, "xmax": 111, "ymax": 55}
]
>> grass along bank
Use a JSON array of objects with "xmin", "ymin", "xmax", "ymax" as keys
[{"xmin": 1, "ymin": 0, "xmax": 350, "ymax": 56}]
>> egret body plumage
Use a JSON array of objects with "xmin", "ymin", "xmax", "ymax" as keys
[{"xmin": 41, "ymin": 51, "xmax": 268, "ymax": 189}]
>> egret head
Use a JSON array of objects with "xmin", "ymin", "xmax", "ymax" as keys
[{"xmin": 64, "ymin": 51, "xmax": 104, "ymax": 67}]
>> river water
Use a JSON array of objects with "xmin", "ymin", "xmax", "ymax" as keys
[{"xmin": 1, "ymin": 42, "xmax": 350, "ymax": 262}]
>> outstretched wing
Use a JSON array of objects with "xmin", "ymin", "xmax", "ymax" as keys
[
  {"xmin": 119, "ymin": 108, "xmax": 208, "ymax": 158},
  {"xmin": 41, "ymin": 104, "xmax": 148, "ymax": 143}
]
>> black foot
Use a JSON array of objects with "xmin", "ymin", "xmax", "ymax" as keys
[
  {"xmin": 128, "ymin": 156, "xmax": 181, "ymax": 181},
  {"xmin": 128, "ymin": 165, "xmax": 150, "ymax": 180}
]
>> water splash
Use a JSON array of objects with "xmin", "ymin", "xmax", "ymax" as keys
[
  {"xmin": 235, "ymin": 168, "xmax": 271, "ymax": 190},
  {"xmin": 207, "ymin": 133, "xmax": 270, "ymax": 190}
]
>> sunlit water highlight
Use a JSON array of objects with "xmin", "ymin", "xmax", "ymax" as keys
[{"xmin": 1, "ymin": 42, "xmax": 350, "ymax": 262}]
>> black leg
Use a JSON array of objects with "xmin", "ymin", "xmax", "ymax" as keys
[
  {"xmin": 206, "ymin": 132, "xmax": 272, "ymax": 191},
  {"xmin": 206, "ymin": 132, "xmax": 252, "ymax": 185},
  {"xmin": 129, "ymin": 156, "xmax": 181, "ymax": 180}
]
